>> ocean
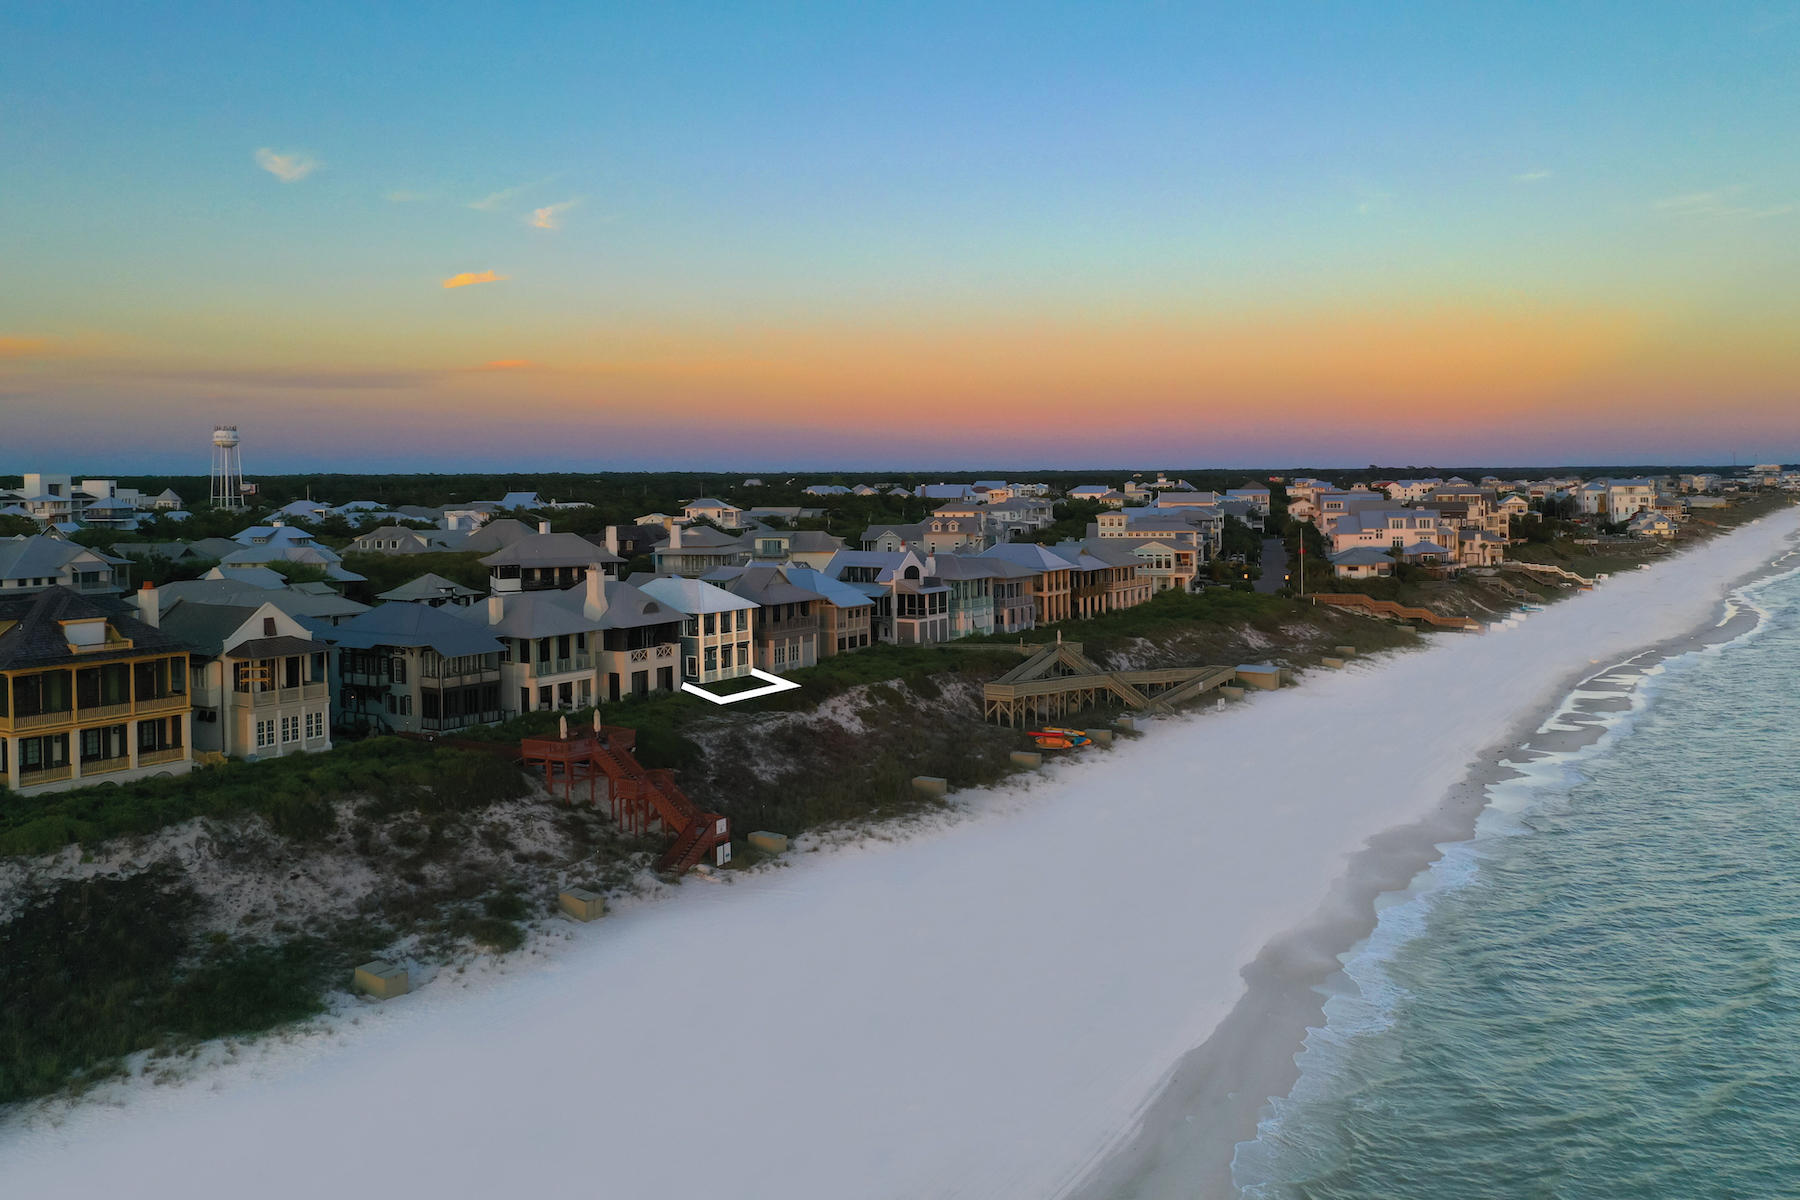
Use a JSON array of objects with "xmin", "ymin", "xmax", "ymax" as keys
[{"xmin": 1231, "ymin": 562, "xmax": 1800, "ymax": 1197}]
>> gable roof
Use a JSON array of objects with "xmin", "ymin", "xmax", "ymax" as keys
[
  {"xmin": 327, "ymin": 602, "xmax": 507, "ymax": 658},
  {"xmin": 714, "ymin": 565, "xmax": 827, "ymax": 607},
  {"xmin": 158, "ymin": 601, "xmax": 262, "ymax": 657},
  {"xmin": 0, "ymin": 534, "xmax": 123, "ymax": 582},
  {"xmin": 638, "ymin": 575, "xmax": 759, "ymax": 615},
  {"xmin": 978, "ymin": 543, "xmax": 1072, "ymax": 572},
  {"xmin": 376, "ymin": 573, "xmax": 483, "ymax": 603},
  {"xmin": 153, "ymin": 578, "xmax": 370, "ymax": 622},
  {"xmin": 664, "ymin": 525, "xmax": 744, "ymax": 551},
  {"xmin": 774, "ymin": 567, "xmax": 877, "ymax": 609},
  {"xmin": 480, "ymin": 532, "xmax": 622, "ymax": 567},
  {"xmin": 459, "ymin": 518, "xmax": 538, "ymax": 553}
]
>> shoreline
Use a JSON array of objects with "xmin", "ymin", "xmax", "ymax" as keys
[
  {"xmin": 1065, "ymin": 512, "xmax": 1800, "ymax": 1199},
  {"xmin": 7, "ymin": 510, "xmax": 1798, "ymax": 1199}
]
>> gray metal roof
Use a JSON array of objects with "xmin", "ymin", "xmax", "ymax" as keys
[
  {"xmin": 480, "ymin": 532, "xmax": 621, "ymax": 567},
  {"xmin": 327, "ymin": 603, "xmax": 507, "ymax": 658},
  {"xmin": 638, "ymin": 576, "xmax": 759, "ymax": 615},
  {"xmin": 376, "ymin": 573, "xmax": 483, "ymax": 602}
]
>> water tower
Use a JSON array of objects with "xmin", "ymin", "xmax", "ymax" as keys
[{"xmin": 211, "ymin": 424, "xmax": 246, "ymax": 509}]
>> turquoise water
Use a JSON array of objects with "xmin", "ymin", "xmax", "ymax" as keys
[{"xmin": 1234, "ymin": 566, "xmax": 1800, "ymax": 1198}]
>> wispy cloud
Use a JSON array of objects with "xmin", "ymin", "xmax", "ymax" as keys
[
  {"xmin": 1514, "ymin": 168, "xmax": 1553, "ymax": 183},
  {"xmin": 463, "ymin": 359, "xmax": 537, "ymax": 371},
  {"xmin": 0, "ymin": 335, "xmax": 53, "ymax": 359},
  {"xmin": 254, "ymin": 147, "xmax": 321, "ymax": 183},
  {"xmin": 529, "ymin": 198, "xmax": 580, "ymax": 230},
  {"xmin": 442, "ymin": 270, "xmax": 506, "ymax": 289},
  {"xmin": 468, "ymin": 176, "xmax": 550, "ymax": 211},
  {"xmin": 129, "ymin": 366, "xmax": 435, "ymax": 390},
  {"xmin": 1654, "ymin": 186, "xmax": 1796, "ymax": 220}
]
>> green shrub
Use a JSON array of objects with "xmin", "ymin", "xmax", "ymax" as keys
[
  {"xmin": 457, "ymin": 916, "xmax": 525, "ymax": 953},
  {"xmin": 0, "ymin": 868, "xmax": 328, "ymax": 1104}
]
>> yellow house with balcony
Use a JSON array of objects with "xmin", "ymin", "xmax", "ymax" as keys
[{"xmin": 0, "ymin": 586, "xmax": 194, "ymax": 794}]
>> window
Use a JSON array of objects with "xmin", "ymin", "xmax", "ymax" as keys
[
  {"xmin": 281, "ymin": 714, "xmax": 300, "ymax": 743},
  {"xmin": 399, "ymin": 694, "xmax": 412, "ymax": 716},
  {"xmin": 773, "ymin": 642, "xmax": 786, "ymax": 666},
  {"xmin": 305, "ymin": 711, "xmax": 323, "ymax": 740},
  {"xmin": 391, "ymin": 656, "xmax": 406, "ymax": 683},
  {"xmin": 256, "ymin": 720, "xmax": 276, "ymax": 748}
]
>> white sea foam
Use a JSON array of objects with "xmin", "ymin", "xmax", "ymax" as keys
[
  {"xmin": 6, "ymin": 510, "xmax": 1800, "ymax": 1200},
  {"xmin": 1234, "ymin": 534, "xmax": 1800, "ymax": 1195}
]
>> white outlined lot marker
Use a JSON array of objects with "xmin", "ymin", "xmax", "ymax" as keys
[{"xmin": 680, "ymin": 668, "xmax": 802, "ymax": 705}]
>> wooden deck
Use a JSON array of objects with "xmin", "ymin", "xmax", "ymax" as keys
[{"xmin": 982, "ymin": 641, "xmax": 1239, "ymax": 727}]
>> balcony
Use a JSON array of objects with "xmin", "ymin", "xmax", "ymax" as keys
[
  {"xmin": 419, "ymin": 712, "xmax": 503, "ymax": 732},
  {"xmin": 76, "ymin": 701, "xmax": 134, "ymax": 723},
  {"xmin": 426, "ymin": 669, "xmax": 502, "ymax": 689},
  {"xmin": 3, "ymin": 709, "xmax": 74, "ymax": 732},
  {"xmin": 137, "ymin": 747, "xmax": 188, "ymax": 767},
  {"xmin": 80, "ymin": 757, "xmax": 132, "ymax": 777},
  {"xmin": 17, "ymin": 764, "xmax": 73, "ymax": 787},
  {"xmin": 136, "ymin": 694, "xmax": 189, "ymax": 716},
  {"xmin": 523, "ymin": 655, "xmax": 592, "ymax": 679}
]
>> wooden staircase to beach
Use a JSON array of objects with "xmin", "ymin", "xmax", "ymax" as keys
[
  {"xmin": 1306, "ymin": 594, "xmax": 1482, "ymax": 631},
  {"xmin": 520, "ymin": 727, "xmax": 728, "ymax": 873},
  {"xmin": 1500, "ymin": 561, "xmax": 1595, "ymax": 588}
]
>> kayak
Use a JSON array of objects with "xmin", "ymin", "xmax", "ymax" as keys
[{"xmin": 1027, "ymin": 727, "xmax": 1092, "ymax": 749}]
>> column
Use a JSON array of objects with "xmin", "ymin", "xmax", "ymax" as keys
[{"xmin": 4, "ymin": 735, "xmax": 18, "ymax": 791}]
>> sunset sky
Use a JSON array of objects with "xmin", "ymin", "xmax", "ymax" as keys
[{"xmin": 4, "ymin": 3, "xmax": 1797, "ymax": 470}]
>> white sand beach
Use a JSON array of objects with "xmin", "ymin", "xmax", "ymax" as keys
[{"xmin": 7, "ymin": 508, "xmax": 1798, "ymax": 1200}]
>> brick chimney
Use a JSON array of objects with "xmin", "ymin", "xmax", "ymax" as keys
[
  {"xmin": 136, "ymin": 581, "xmax": 160, "ymax": 628},
  {"xmin": 537, "ymin": 520, "xmax": 552, "ymax": 535}
]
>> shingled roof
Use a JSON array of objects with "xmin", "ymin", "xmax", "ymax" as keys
[{"xmin": 0, "ymin": 587, "xmax": 187, "ymax": 672}]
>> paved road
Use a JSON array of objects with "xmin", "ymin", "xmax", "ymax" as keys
[{"xmin": 1256, "ymin": 537, "xmax": 1288, "ymax": 592}]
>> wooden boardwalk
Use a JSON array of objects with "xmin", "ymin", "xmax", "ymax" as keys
[
  {"xmin": 1500, "ymin": 561, "xmax": 1595, "ymax": 587},
  {"xmin": 1306, "ymin": 593, "xmax": 1482, "ymax": 631},
  {"xmin": 982, "ymin": 641, "xmax": 1238, "ymax": 727}
]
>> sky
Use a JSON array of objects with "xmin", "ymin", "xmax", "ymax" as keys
[{"xmin": 3, "ymin": 2, "xmax": 1798, "ymax": 471}]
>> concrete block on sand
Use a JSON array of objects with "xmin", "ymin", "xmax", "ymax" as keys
[
  {"xmin": 747, "ymin": 831, "xmax": 789, "ymax": 855},
  {"xmin": 1236, "ymin": 664, "xmax": 1282, "ymax": 690},
  {"xmin": 912, "ymin": 776, "xmax": 948, "ymax": 797},
  {"xmin": 354, "ymin": 961, "xmax": 409, "ymax": 1000},
  {"xmin": 1009, "ymin": 751, "xmax": 1043, "ymax": 768},
  {"xmin": 558, "ymin": 889, "xmax": 607, "ymax": 922}
]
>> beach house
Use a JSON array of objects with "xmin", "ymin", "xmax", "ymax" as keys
[
  {"xmin": 157, "ymin": 597, "xmax": 333, "ymax": 759},
  {"xmin": 326, "ymin": 603, "xmax": 506, "ymax": 734},
  {"xmin": 637, "ymin": 576, "xmax": 758, "ymax": 685},
  {"xmin": 0, "ymin": 587, "xmax": 194, "ymax": 794}
]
